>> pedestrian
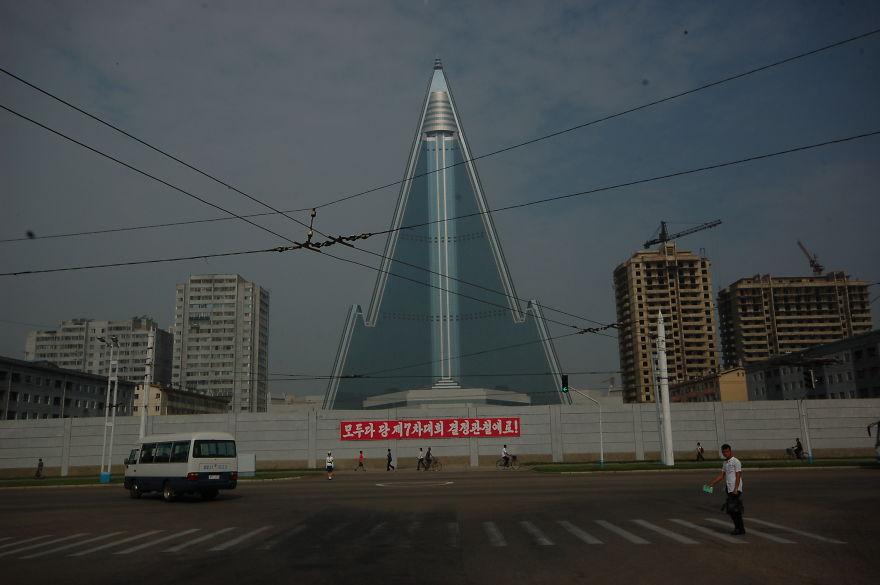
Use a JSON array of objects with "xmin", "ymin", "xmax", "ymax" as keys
[
  {"xmin": 696, "ymin": 442, "xmax": 705, "ymax": 462},
  {"xmin": 416, "ymin": 447, "xmax": 425, "ymax": 470},
  {"xmin": 706, "ymin": 443, "xmax": 745, "ymax": 535},
  {"xmin": 325, "ymin": 451, "xmax": 335, "ymax": 481},
  {"xmin": 355, "ymin": 450, "xmax": 366, "ymax": 472},
  {"xmin": 424, "ymin": 447, "xmax": 433, "ymax": 471},
  {"xmin": 502, "ymin": 444, "xmax": 510, "ymax": 467},
  {"xmin": 386, "ymin": 448, "xmax": 395, "ymax": 471},
  {"xmin": 35, "ymin": 458, "xmax": 44, "ymax": 479}
]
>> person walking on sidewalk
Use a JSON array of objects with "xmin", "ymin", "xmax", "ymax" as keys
[
  {"xmin": 325, "ymin": 452, "xmax": 335, "ymax": 481},
  {"xmin": 34, "ymin": 458, "xmax": 44, "ymax": 479},
  {"xmin": 386, "ymin": 448, "xmax": 395, "ymax": 471},
  {"xmin": 706, "ymin": 443, "xmax": 745, "ymax": 535},
  {"xmin": 696, "ymin": 442, "xmax": 705, "ymax": 462},
  {"xmin": 416, "ymin": 447, "xmax": 425, "ymax": 470},
  {"xmin": 355, "ymin": 450, "xmax": 366, "ymax": 472}
]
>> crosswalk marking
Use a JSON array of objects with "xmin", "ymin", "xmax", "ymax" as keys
[
  {"xmin": 324, "ymin": 523, "xmax": 348, "ymax": 540},
  {"xmin": 22, "ymin": 532, "xmax": 125, "ymax": 559},
  {"xmin": 164, "ymin": 527, "xmax": 236, "ymax": 553},
  {"xmin": 631, "ymin": 520, "xmax": 697, "ymax": 544},
  {"xmin": 595, "ymin": 520, "xmax": 649, "ymax": 544},
  {"xmin": 0, "ymin": 533, "xmax": 89, "ymax": 558},
  {"xmin": 483, "ymin": 522, "xmax": 507, "ymax": 547},
  {"xmin": 669, "ymin": 519, "xmax": 745, "ymax": 544},
  {"xmin": 115, "ymin": 529, "xmax": 201, "ymax": 554},
  {"xmin": 519, "ymin": 521, "xmax": 554, "ymax": 546},
  {"xmin": 402, "ymin": 520, "xmax": 422, "ymax": 548},
  {"xmin": 0, "ymin": 537, "xmax": 11, "ymax": 543},
  {"xmin": 70, "ymin": 531, "xmax": 163, "ymax": 557},
  {"xmin": 209, "ymin": 526, "xmax": 273, "ymax": 551},
  {"xmin": 367, "ymin": 522, "xmax": 387, "ymax": 538},
  {"xmin": 747, "ymin": 518, "xmax": 846, "ymax": 544},
  {"xmin": 557, "ymin": 520, "xmax": 603, "ymax": 544},
  {"xmin": 704, "ymin": 519, "xmax": 794, "ymax": 544},
  {"xmin": 259, "ymin": 525, "xmax": 306, "ymax": 551},
  {"xmin": 447, "ymin": 522, "xmax": 460, "ymax": 548},
  {"xmin": 0, "ymin": 535, "xmax": 53, "ymax": 550}
]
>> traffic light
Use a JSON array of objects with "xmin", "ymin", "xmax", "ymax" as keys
[
  {"xmin": 802, "ymin": 368, "xmax": 815, "ymax": 390},
  {"xmin": 561, "ymin": 374, "xmax": 569, "ymax": 393}
]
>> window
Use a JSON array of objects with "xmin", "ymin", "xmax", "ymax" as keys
[
  {"xmin": 171, "ymin": 441, "xmax": 191, "ymax": 463},
  {"xmin": 139, "ymin": 443, "xmax": 157, "ymax": 464},
  {"xmin": 193, "ymin": 440, "xmax": 236, "ymax": 458},
  {"xmin": 153, "ymin": 442, "xmax": 173, "ymax": 463}
]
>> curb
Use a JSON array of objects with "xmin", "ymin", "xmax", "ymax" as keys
[{"xmin": 556, "ymin": 465, "xmax": 868, "ymax": 475}]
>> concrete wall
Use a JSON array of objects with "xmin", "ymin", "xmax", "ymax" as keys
[{"xmin": 2, "ymin": 399, "xmax": 878, "ymax": 477}]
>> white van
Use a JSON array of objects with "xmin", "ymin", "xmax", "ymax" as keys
[{"xmin": 123, "ymin": 432, "xmax": 238, "ymax": 502}]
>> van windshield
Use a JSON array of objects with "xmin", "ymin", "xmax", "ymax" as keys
[{"xmin": 193, "ymin": 440, "xmax": 236, "ymax": 458}]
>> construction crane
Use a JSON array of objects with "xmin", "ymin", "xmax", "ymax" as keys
[
  {"xmin": 643, "ymin": 219, "xmax": 722, "ymax": 249},
  {"xmin": 797, "ymin": 240, "xmax": 824, "ymax": 276}
]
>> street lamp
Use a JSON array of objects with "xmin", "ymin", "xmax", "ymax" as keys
[
  {"xmin": 97, "ymin": 335, "xmax": 119, "ymax": 483},
  {"xmin": 568, "ymin": 387, "xmax": 605, "ymax": 467}
]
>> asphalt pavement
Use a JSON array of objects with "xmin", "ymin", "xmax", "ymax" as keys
[{"xmin": 2, "ymin": 467, "xmax": 878, "ymax": 585}]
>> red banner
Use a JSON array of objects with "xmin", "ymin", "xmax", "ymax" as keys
[{"xmin": 339, "ymin": 417, "xmax": 520, "ymax": 441}]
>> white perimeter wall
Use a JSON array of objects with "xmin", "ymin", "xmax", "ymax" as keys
[{"xmin": 1, "ymin": 400, "xmax": 878, "ymax": 475}]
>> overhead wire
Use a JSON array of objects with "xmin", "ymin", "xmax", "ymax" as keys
[{"xmin": 4, "ymin": 27, "xmax": 880, "ymax": 243}]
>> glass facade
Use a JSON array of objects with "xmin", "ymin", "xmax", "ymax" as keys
[{"xmin": 324, "ymin": 64, "xmax": 563, "ymax": 409}]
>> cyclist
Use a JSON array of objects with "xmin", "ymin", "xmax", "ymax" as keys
[
  {"xmin": 424, "ymin": 447, "xmax": 433, "ymax": 471},
  {"xmin": 793, "ymin": 438, "xmax": 804, "ymax": 460},
  {"xmin": 502, "ymin": 444, "xmax": 510, "ymax": 468}
]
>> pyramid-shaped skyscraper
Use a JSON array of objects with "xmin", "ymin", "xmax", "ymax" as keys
[{"xmin": 324, "ymin": 60, "xmax": 564, "ymax": 409}]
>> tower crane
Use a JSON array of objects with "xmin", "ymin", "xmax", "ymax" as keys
[
  {"xmin": 797, "ymin": 240, "xmax": 824, "ymax": 276},
  {"xmin": 643, "ymin": 219, "xmax": 722, "ymax": 249}
]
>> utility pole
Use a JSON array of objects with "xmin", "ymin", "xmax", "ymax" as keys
[
  {"xmin": 657, "ymin": 311, "xmax": 675, "ymax": 466},
  {"xmin": 139, "ymin": 329, "xmax": 155, "ymax": 440},
  {"xmin": 98, "ymin": 336, "xmax": 118, "ymax": 482}
]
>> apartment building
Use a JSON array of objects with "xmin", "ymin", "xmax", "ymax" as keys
[
  {"xmin": 25, "ymin": 317, "xmax": 172, "ymax": 385},
  {"xmin": 171, "ymin": 274, "xmax": 269, "ymax": 412},
  {"xmin": 746, "ymin": 330, "xmax": 880, "ymax": 400},
  {"xmin": 717, "ymin": 272, "xmax": 872, "ymax": 367},
  {"xmin": 1, "ymin": 355, "xmax": 135, "ymax": 420},
  {"xmin": 133, "ymin": 383, "xmax": 229, "ymax": 416},
  {"xmin": 613, "ymin": 242, "xmax": 720, "ymax": 403}
]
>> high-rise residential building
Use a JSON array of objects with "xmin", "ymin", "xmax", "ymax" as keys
[
  {"xmin": 25, "ymin": 317, "xmax": 172, "ymax": 385},
  {"xmin": 717, "ymin": 272, "xmax": 872, "ymax": 367},
  {"xmin": 171, "ymin": 274, "xmax": 269, "ymax": 412},
  {"xmin": 323, "ymin": 60, "xmax": 563, "ymax": 410},
  {"xmin": 613, "ymin": 242, "xmax": 720, "ymax": 403}
]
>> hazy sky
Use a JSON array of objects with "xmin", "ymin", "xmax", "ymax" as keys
[{"xmin": 2, "ymin": 1, "xmax": 878, "ymax": 397}]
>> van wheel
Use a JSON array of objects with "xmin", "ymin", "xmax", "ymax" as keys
[
  {"xmin": 129, "ymin": 481, "xmax": 142, "ymax": 499},
  {"xmin": 202, "ymin": 489, "xmax": 218, "ymax": 501},
  {"xmin": 162, "ymin": 481, "xmax": 176, "ymax": 503}
]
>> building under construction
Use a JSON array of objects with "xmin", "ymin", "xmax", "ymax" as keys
[
  {"xmin": 717, "ymin": 272, "xmax": 873, "ymax": 367},
  {"xmin": 613, "ymin": 241, "xmax": 720, "ymax": 403}
]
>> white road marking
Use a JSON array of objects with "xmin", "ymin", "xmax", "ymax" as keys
[
  {"xmin": 705, "ymin": 519, "xmax": 794, "ymax": 544},
  {"xmin": 519, "ymin": 521, "xmax": 554, "ymax": 546},
  {"xmin": 668, "ymin": 519, "xmax": 745, "ymax": 544},
  {"xmin": 595, "ymin": 520, "xmax": 649, "ymax": 544},
  {"xmin": 209, "ymin": 526, "xmax": 273, "ymax": 551},
  {"xmin": 0, "ymin": 533, "xmax": 89, "ymax": 558},
  {"xmin": 374, "ymin": 481, "xmax": 454, "ymax": 487},
  {"xmin": 557, "ymin": 520, "xmax": 603, "ymax": 544},
  {"xmin": 402, "ymin": 519, "xmax": 422, "ymax": 548},
  {"xmin": 164, "ymin": 527, "xmax": 236, "ymax": 552},
  {"xmin": 259, "ymin": 525, "xmax": 307, "ymax": 551},
  {"xmin": 483, "ymin": 521, "xmax": 507, "ymax": 547},
  {"xmin": 115, "ymin": 529, "xmax": 200, "ymax": 554},
  {"xmin": 447, "ymin": 522, "xmax": 460, "ymax": 548},
  {"xmin": 0, "ymin": 537, "xmax": 11, "ymax": 543},
  {"xmin": 22, "ymin": 532, "xmax": 124, "ymax": 559},
  {"xmin": 70, "ymin": 531, "xmax": 163, "ymax": 556},
  {"xmin": 747, "ymin": 518, "xmax": 846, "ymax": 544},
  {"xmin": 0, "ymin": 535, "xmax": 53, "ymax": 550},
  {"xmin": 631, "ymin": 520, "xmax": 698, "ymax": 544}
]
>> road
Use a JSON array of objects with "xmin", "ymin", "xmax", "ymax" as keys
[{"xmin": 2, "ymin": 467, "xmax": 878, "ymax": 585}]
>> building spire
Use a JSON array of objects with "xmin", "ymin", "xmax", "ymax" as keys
[{"xmin": 434, "ymin": 57, "xmax": 443, "ymax": 70}]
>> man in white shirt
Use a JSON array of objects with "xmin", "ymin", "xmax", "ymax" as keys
[
  {"xmin": 502, "ymin": 445, "xmax": 510, "ymax": 468},
  {"xmin": 416, "ymin": 448, "xmax": 425, "ymax": 470},
  {"xmin": 706, "ymin": 443, "xmax": 744, "ymax": 535}
]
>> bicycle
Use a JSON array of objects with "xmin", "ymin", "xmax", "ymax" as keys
[
  {"xmin": 427, "ymin": 458, "xmax": 442, "ymax": 471},
  {"xmin": 495, "ymin": 455, "xmax": 520, "ymax": 470}
]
